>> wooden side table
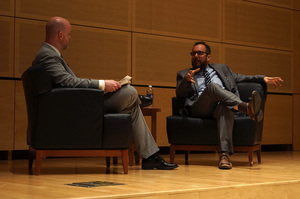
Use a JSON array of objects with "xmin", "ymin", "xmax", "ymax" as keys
[{"xmin": 141, "ymin": 107, "xmax": 161, "ymax": 141}]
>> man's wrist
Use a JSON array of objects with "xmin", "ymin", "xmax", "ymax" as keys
[{"xmin": 99, "ymin": 80, "xmax": 105, "ymax": 90}]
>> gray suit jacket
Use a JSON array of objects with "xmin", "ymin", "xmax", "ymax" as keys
[
  {"xmin": 32, "ymin": 43, "xmax": 99, "ymax": 89},
  {"xmin": 176, "ymin": 63, "xmax": 265, "ymax": 108}
]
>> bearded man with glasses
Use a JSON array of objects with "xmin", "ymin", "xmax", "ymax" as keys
[{"xmin": 176, "ymin": 42, "xmax": 283, "ymax": 169}]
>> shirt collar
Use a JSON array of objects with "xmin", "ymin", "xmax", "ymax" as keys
[
  {"xmin": 205, "ymin": 65, "xmax": 212, "ymax": 72},
  {"xmin": 200, "ymin": 65, "xmax": 212, "ymax": 75},
  {"xmin": 44, "ymin": 42, "xmax": 61, "ymax": 57}
]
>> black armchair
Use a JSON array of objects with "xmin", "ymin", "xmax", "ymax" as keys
[
  {"xmin": 22, "ymin": 64, "xmax": 131, "ymax": 174},
  {"xmin": 167, "ymin": 82, "xmax": 267, "ymax": 166}
]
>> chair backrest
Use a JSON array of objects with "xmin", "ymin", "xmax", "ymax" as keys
[
  {"xmin": 22, "ymin": 64, "xmax": 53, "ymax": 96},
  {"xmin": 21, "ymin": 65, "xmax": 53, "ymax": 145},
  {"xmin": 172, "ymin": 82, "xmax": 267, "ymax": 116},
  {"xmin": 22, "ymin": 65, "xmax": 107, "ymax": 149},
  {"xmin": 237, "ymin": 82, "xmax": 267, "ymax": 103}
]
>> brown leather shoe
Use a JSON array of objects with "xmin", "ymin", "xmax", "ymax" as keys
[
  {"xmin": 247, "ymin": 91, "xmax": 263, "ymax": 122},
  {"xmin": 219, "ymin": 153, "xmax": 232, "ymax": 169},
  {"xmin": 238, "ymin": 90, "xmax": 263, "ymax": 122}
]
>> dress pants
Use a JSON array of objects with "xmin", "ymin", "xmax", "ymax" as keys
[
  {"xmin": 103, "ymin": 85, "xmax": 159, "ymax": 158},
  {"xmin": 190, "ymin": 83, "xmax": 243, "ymax": 154}
]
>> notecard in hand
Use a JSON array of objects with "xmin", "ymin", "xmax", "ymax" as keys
[
  {"xmin": 103, "ymin": 75, "xmax": 132, "ymax": 94},
  {"xmin": 118, "ymin": 75, "xmax": 132, "ymax": 85}
]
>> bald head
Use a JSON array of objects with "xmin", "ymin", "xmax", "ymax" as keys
[{"xmin": 45, "ymin": 17, "xmax": 71, "ymax": 51}]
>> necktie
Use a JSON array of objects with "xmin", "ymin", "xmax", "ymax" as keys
[{"xmin": 203, "ymin": 69, "xmax": 211, "ymax": 86}]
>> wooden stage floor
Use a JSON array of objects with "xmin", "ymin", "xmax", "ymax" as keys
[{"xmin": 1, "ymin": 151, "xmax": 300, "ymax": 199}]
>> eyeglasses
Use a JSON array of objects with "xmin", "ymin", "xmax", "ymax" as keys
[{"xmin": 190, "ymin": 51, "xmax": 206, "ymax": 56}]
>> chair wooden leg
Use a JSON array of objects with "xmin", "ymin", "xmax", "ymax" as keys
[
  {"xmin": 170, "ymin": 145, "xmax": 175, "ymax": 164},
  {"xmin": 134, "ymin": 151, "xmax": 140, "ymax": 165},
  {"xmin": 129, "ymin": 143, "xmax": 135, "ymax": 166},
  {"xmin": 248, "ymin": 150, "xmax": 254, "ymax": 166},
  {"xmin": 106, "ymin": 157, "xmax": 111, "ymax": 168},
  {"xmin": 28, "ymin": 147, "xmax": 35, "ymax": 169},
  {"xmin": 185, "ymin": 151, "xmax": 190, "ymax": 165},
  {"xmin": 113, "ymin": 157, "xmax": 118, "ymax": 165},
  {"xmin": 121, "ymin": 150, "xmax": 129, "ymax": 174},
  {"xmin": 35, "ymin": 150, "xmax": 42, "ymax": 175},
  {"xmin": 257, "ymin": 148, "xmax": 262, "ymax": 163}
]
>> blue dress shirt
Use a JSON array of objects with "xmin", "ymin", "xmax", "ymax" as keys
[{"xmin": 195, "ymin": 65, "xmax": 225, "ymax": 96}]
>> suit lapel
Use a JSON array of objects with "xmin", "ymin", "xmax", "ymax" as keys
[
  {"xmin": 209, "ymin": 64, "xmax": 231, "ymax": 91},
  {"xmin": 42, "ymin": 43, "xmax": 76, "ymax": 77},
  {"xmin": 60, "ymin": 55, "xmax": 76, "ymax": 77}
]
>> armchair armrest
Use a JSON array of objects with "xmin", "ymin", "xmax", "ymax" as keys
[
  {"xmin": 172, "ymin": 97, "xmax": 185, "ymax": 116},
  {"xmin": 102, "ymin": 113, "xmax": 131, "ymax": 149},
  {"xmin": 237, "ymin": 82, "xmax": 267, "ymax": 111},
  {"xmin": 31, "ymin": 88, "xmax": 105, "ymax": 149}
]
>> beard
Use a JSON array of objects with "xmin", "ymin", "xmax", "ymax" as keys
[{"xmin": 192, "ymin": 58, "xmax": 208, "ymax": 70}]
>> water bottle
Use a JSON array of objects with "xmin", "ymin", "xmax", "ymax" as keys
[
  {"xmin": 146, "ymin": 85, "xmax": 153, "ymax": 98},
  {"xmin": 146, "ymin": 85, "xmax": 154, "ymax": 106}
]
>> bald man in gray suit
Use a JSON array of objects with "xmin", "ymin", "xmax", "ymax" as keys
[{"xmin": 32, "ymin": 16, "xmax": 178, "ymax": 170}]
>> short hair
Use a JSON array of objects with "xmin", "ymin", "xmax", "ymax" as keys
[{"xmin": 193, "ymin": 42, "xmax": 211, "ymax": 55}]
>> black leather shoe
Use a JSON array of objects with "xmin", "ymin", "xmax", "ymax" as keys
[
  {"xmin": 142, "ymin": 155, "xmax": 178, "ymax": 170},
  {"xmin": 139, "ymin": 95, "xmax": 153, "ymax": 108}
]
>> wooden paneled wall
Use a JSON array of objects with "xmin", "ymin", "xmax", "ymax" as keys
[
  {"xmin": 0, "ymin": 0, "xmax": 299, "ymax": 150},
  {"xmin": 294, "ymin": 1, "xmax": 300, "ymax": 150},
  {"xmin": 0, "ymin": 80, "xmax": 14, "ymax": 150}
]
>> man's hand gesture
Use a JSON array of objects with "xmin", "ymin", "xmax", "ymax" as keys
[
  {"xmin": 263, "ymin": 77, "xmax": 283, "ymax": 88},
  {"xmin": 186, "ymin": 68, "xmax": 200, "ymax": 84}
]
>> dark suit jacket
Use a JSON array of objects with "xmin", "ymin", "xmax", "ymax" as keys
[
  {"xmin": 32, "ymin": 43, "xmax": 99, "ymax": 89},
  {"xmin": 176, "ymin": 63, "xmax": 265, "ymax": 108}
]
